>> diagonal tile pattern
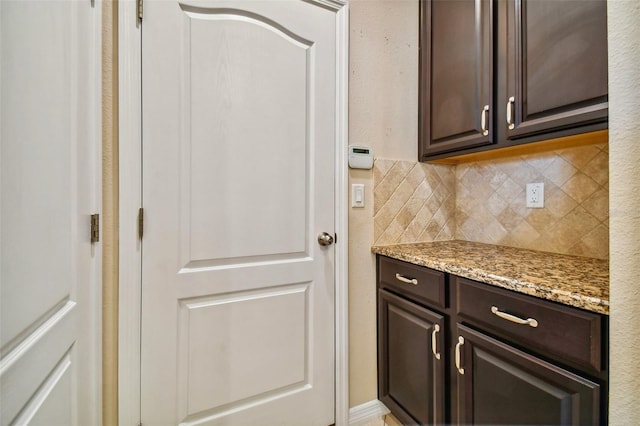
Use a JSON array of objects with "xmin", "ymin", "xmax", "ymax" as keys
[
  {"xmin": 373, "ymin": 142, "xmax": 609, "ymax": 259},
  {"xmin": 455, "ymin": 143, "xmax": 609, "ymax": 259},
  {"xmin": 373, "ymin": 159, "xmax": 456, "ymax": 245}
]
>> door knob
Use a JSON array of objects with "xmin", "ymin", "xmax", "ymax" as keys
[{"xmin": 317, "ymin": 232, "xmax": 334, "ymax": 246}]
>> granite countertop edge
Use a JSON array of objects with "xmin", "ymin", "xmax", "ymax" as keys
[{"xmin": 372, "ymin": 241, "xmax": 609, "ymax": 315}]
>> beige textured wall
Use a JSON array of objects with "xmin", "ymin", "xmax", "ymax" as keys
[
  {"xmin": 608, "ymin": 1, "xmax": 640, "ymax": 423},
  {"xmin": 348, "ymin": 0, "xmax": 419, "ymax": 406},
  {"xmin": 349, "ymin": 0, "xmax": 418, "ymax": 161}
]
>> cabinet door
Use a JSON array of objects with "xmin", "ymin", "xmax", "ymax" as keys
[
  {"xmin": 455, "ymin": 324, "xmax": 601, "ymax": 425},
  {"xmin": 419, "ymin": 0, "xmax": 494, "ymax": 159},
  {"xmin": 505, "ymin": 0, "xmax": 608, "ymax": 140},
  {"xmin": 379, "ymin": 290, "xmax": 445, "ymax": 425}
]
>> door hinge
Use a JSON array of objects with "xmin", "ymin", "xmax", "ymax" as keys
[
  {"xmin": 90, "ymin": 214, "xmax": 100, "ymax": 243},
  {"xmin": 138, "ymin": 208, "xmax": 144, "ymax": 239},
  {"xmin": 137, "ymin": 0, "xmax": 143, "ymax": 22}
]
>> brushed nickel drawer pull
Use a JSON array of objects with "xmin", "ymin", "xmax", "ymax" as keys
[
  {"xmin": 432, "ymin": 324, "xmax": 441, "ymax": 360},
  {"xmin": 481, "ymin": 104, "xmax": 490, "ymax": 136},
  {"xmin": 395, "ymin": 273, "xmax": 418, "ymax": 286},
  {"xmin": 455, "ymin": 336, "xmax": 465, "ymax": 375},
  {"xmin": 491, "ymin": 306, "xmax": 539, "ymax": 328}
]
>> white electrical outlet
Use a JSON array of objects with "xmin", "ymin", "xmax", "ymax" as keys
[{"xmin": 526, "ymin": 183, "xmax": 544, "ymax": 208}]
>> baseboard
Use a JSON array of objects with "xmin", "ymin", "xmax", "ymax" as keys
[{"xmin": 348, "ymin": 399, "xmax": 390, "ymax": 425}]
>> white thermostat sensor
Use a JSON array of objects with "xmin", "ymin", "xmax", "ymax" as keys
[{"xmin": 348, "ymin": 145, "xmax": 374, "ymax": 169}]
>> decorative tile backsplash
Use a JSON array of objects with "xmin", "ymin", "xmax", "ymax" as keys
[
  {"xmin": 373, "ymin": 143, "xmax": 609, "ymax": 259},
  {"xmin": 455, "ymin": 143, "xmax": 609, "ymax": 259},
  {"xmin": 373, "ymin": 159, "xmax": 456, "ymax": 245}
]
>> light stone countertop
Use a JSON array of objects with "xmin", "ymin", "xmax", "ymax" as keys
[{"xmin": 372, "ymin": 240, "xmax": 609, "ymax": 315}]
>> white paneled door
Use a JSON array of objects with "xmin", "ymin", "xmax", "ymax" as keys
[
  {"xmin": 141, "ymin": 1, "xmax": 338, "ymax": 424},
  {"xmin": 0, "ymin": 0, "xmax": 101, "ymax": 425}
]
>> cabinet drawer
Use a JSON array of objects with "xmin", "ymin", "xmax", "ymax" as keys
[
  {"xmin": 378, "ymin": 256, "xmax": 446, "ymax": 309},
  {"xmin": 456, "ymin": 277, "xmax": 603, "ymax": 372}
]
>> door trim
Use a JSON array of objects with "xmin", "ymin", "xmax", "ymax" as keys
[
  {"xmin": 117, "ymin": 2, "xmax": 143, "ymax": 425},
  {"xmin": 117, "ymin": 1, "xmax": 349, "ymax": 424}
]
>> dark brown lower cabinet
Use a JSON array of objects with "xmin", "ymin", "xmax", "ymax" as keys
[
  {"xmin": 378, "ymin": 289, "xmax": 446, "ymax": 425},
  {"xmin": 377, "ymin": 255, "xmax": 608, "ymax": 426},
  {"xmin": 455, "ymin": 324, "xmax": 601, "ymax": 425}
]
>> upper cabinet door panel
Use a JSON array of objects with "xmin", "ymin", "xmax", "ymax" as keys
[
  {"xmin": 507, "ymin": 0, "xmax": 608, "ymax": 139},
  {"xmin": 420, "ymin": 0, "xmax": 494, "ymax": 158}
]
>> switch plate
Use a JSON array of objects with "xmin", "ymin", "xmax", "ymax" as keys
[
  {"xmin": 526, "ymin": 183, "xmax": 544, "ymax": 208},
  {"xmin": 352, "ymin": 184, "xmax": 365, "ymax": 208}
]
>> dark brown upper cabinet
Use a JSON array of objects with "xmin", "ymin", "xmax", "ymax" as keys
[
  {"xmin": 505, "ymin": 0, "xmax": 608, "ymax": 140},
  {"xmin": 419, "ymin": 0, "xmax": 494, "ymax": 157},
  {"xmin": 419, "ymin": 0, "xmax": 608, "ymax": 161}
]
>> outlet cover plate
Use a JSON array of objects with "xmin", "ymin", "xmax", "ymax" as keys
[{"xmin": 526, "ymin": 183, "xmax": 544, "ymax": 208}]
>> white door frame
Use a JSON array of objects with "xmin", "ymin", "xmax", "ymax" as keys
[{"xmin": 117, "ymin": 1, "xmax": 349, "ymax": 424}]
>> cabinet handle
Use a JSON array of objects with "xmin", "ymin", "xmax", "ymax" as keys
[
  {"xmin": 506, "ymin": 96, "xmax": 515, "ymax": 130},
  {"xmin": 491, "ymin": 306, "xmax": 539, "ymax": 328},
  {"xmin": 455, "ymin": 336, "xmax": 465, "ymax": 375},
  {"xmin": 431, "ymin": 324, "xmax": 441, "ymax": 360},
  {"xmin": 480, "ymin": 104, "xmax": 490, "ymax": 136},
  {"xmin": 395, "ymin": 273, "xmax": 418, "ymax": 286}
]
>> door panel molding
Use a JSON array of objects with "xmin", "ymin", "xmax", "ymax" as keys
[
  {"xmin": 11, "ymin": 352, "xmax": 73, "ymax": 425},
  {"xmin": 177, "ymin": 283, "xmax": 310, "ymax": 420},
  {"xmin": 180, "ymin": 5, "xmax": 315, "ymax": 48},
  {"xmin": 118, "ymin": 1, "xmax": 349, "ymax": 424},
  {"xmin": 0, "ymin": 0, "xmax": 102, "ymax": 423}
]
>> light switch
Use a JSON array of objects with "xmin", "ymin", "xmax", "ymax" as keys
[{"xmin": 352, "ymin": 184, "xmax": 365, "ymax": 208}]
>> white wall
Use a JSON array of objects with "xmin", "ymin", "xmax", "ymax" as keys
[{"xmin": 608, "ymin": 1, "xmax": 640, "ymax": 423}]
